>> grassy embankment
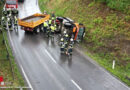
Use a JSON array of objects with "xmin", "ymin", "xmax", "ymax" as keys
[
  {"xmin": 0, "ymin": 2, "xmax": 24, "ymax": 87},
  {"xmin": 39, "ymin": 0, "xmax": 130, "ymax": 86}
]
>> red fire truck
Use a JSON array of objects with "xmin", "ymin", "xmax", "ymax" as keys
[{"xmin": 5, "ymin": 0, "xmax": 18, "ymax": 9}]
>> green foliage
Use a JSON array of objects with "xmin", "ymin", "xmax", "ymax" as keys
[
  {"xmin": 0, "ymin": 2, "xmax": 4, "ymax": 20},
  {"xmin": 55, "ymin": 7, "xmax": 68, "ymax": 16},
  {"xmin": 125, "ymin": 15, "xmax": 130, "ymax": 22},
  {"xmin": 88, "ymin": 2, "xmax": 95, "ymax": 7},
  {"xmin": 93, "ymin": 17, "xmax": 103, "ymax": 24},
  {"xmin": 94, "ymin": 0, "xmax": 130, "ymax": 12},
  {"xmin": 87, "ymin": 23, "xmax": 94, "ymax": 29}
]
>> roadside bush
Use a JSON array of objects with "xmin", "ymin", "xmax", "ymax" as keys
[{"xmin": 94, "ymin": 0, "xmax": 130, "ymax": 12}]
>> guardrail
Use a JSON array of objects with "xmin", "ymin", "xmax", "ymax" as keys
[
  {"xmin": 0, "ymin": 27, "xmax": 14, "ymax": 80},
  {"xmin": 0, "ymin": 87, "xmax": 31, "ymax": 90}
]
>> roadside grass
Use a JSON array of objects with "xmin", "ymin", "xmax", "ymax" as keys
[
  {"xmin": 84, "ymin": 46, "xmax": 130, "ymax": 86},
  {"xmin": 4, "ymin": 31, "xmax": 25, "ymax": 86},
  {"xmin": 94, "ymin": 0, "xmax": 130, "ymax": 14},
  {"xmin": 0, "ymin": 31, "xmax": 24, "ymax": 87}
]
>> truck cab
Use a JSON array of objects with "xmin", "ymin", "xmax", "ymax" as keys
[
  {"xmin": 6, "ymin": 0, "xmax": 18, "ymax": 9},
  {"xmin": 56, "ymin": 17, "xmax": 85, "ymax": 42}
]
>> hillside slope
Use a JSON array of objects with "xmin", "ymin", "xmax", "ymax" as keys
[{"xmin": 39, "ymin": 0, "xmax": 130, "ymax": 86}]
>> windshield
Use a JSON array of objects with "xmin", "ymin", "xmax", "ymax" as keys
[{"xmin": 6, "ymin": 0, "xmax": 16, "ymax": 5}]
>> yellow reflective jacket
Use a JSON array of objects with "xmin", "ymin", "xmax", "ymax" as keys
[
  {"xmin": 44, "ymin": 22, "xmax": 48, "ymax": 27},
  {"xmin": 49, "ymin": 20, "xmax": 52, "ymax": 24},
  {"xmin": 50, "ymin": 26, "xmax": 55, "ymax": 32}
]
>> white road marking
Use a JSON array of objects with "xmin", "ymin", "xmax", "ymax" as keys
[
  {"xmin": 45, "ymin": 49, "xmax": 57, "ymax": 63},
  {"xmin": 20, "ymin": 65, "xmax": 33, "ymax": 90},
  {"xmin": 71, "ymin": 80, "xmax": 82, "ymax": 90}
]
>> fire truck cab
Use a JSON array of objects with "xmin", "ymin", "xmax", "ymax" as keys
[{"xmin": 5, "ymin": 0, "xmax": 18, "ymax": 9}]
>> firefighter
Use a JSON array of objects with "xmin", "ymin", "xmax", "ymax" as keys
[
  {"xmin": 7, "ymin": 8, "xmax": 12, "ymax": 16},
  {"xmin": 1, "ymin": 16, "xmax": 6, "ymax": 30},
  {"xmin": 77, "ymin": 23, "xmax": 85, "ymax": 42},
  {"xmin": 43, "ymin": 21, "xmax": 48, "ymax": 33},
  {"xmin": 51, "ymin": 12, "xmax": 55, "ymax": 18},
  {"xmin": 63, "ymin": 30, "xmax": 67, "ymax": 37},
  {"xmin": 14, "ymin": 16, "xmax": 18, "ymax": 29},
  {"xmin": 7, "ymin": 17, "xmax": 12, "ymax": 31},
  {"xmin": 46, "ymin": 26, "xmax": 50, "ymax": 37},
  {"xmin": 70, "ymin": 38, "xmax": 74, "ymax": 46},
  {"xmin": 67, "ymin": 45, "xmax": 73, "ymax": 55},
  {"xmin": 2, "ymin": 9, "xmax": 7, "ymax": 17},
  {"xmin": 51, "ymin": 12, "xmax": 55, "ymax": 26},
  {"xmin": 52, "ymin": 17, "xmax": 55, "ymax": 21},
  {"xmin": 48, "ymin": 19, "xmax": 52, "ymax": 27},
  {"xmin": 60, "ymin": 44, "xmax": 65, "ymax": 54},
  {"xmin": 52, "ymin": 18, "xmax": 55, "ymax": 26},
  {"xmin": 1, "ymin": 16, "xmax": 4, "ymax": 24},
  {"xmin": 50, "ymin": 25, "xmax": 55, "ymax": 37},
  {"xmin": 12, "ymin": 9, "xmax": 18, "ymax": 17},
  {"xmin": 60, "ymin": 38, "xmax": 64, "ymax": 46},
  {"xmin": 64, "ymin": 34, "xmax": 69, "ymax": 42},
  {"xmin": 8, "ymin": 13, "xmax": 12, "ymax": 20}
]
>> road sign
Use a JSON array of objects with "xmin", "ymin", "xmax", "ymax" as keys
[
  {"xmin": 0, "ymin": 76, "xmax": 3, "ymax": 82},
  {"xmin": 0, "ymin": 76, "xmax": 5, "ymax": 86}
]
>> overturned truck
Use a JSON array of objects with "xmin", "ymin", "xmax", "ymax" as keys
[{"xmin": 56, "ymin": 17, "xmax": 85, "ymax": 42}]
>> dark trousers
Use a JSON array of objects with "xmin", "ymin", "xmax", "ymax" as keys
[{"xmin": 44, "ymin": 27, "xmax": 47, "ymax": 33}]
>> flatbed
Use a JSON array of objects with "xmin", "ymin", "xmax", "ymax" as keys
[{"xmin": 18, "ymin": 13, "xmax": 50, "ymax": 33}]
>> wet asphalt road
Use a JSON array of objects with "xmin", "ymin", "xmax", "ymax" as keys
[{"xmin": 8, "ymin": 0, "xmax": 130, "ymax": 90}]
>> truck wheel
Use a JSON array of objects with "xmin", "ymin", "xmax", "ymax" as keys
[{"xmin": 36, "ymin": 27, "xmax": 40, "ymax": 34}]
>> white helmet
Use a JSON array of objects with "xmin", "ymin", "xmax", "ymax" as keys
[
  {"xmin": 61, "ymin": 38, "xmax": 64, "ymax": 41},
  {"xmin": 70, "ymin": 38, "xmax": 73, "ymax": 41},
  {"xmin": 9, "ymin": 14, "xmax": 11, "ymax": 17},
  {"xmin": 65, "ymin": 34, "xmax": 68, "ymax": 37},
  {"xmin": 63, "ymin": 30, "xmax": 66, "ymax": 34},
  {"xmin": 7, "ymin": 18, "xmax": 10, "ymax": 21},
  {"xmin": 2, "ymin": 17, "xmax": 4, "ymax": 20}
]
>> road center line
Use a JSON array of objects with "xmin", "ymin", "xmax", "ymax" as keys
[
  {"xmin": 20, "ymin": 65, "xmax": 33, "ymax": 90},
  {"xmin": 45, "ymin": 49, "xmax": 57, "ymax": 63},
  {"xmin": 71, "ymin": 80, "xmax": 82, "ymax": 90}
]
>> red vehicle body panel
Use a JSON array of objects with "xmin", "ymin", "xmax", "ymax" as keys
[{"xmin": 6, "ymin": 0, "xmax": 18, "ymax": 8}]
